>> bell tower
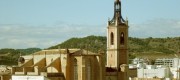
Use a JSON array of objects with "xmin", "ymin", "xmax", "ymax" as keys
[{"xmin": 106, "ymin": 0, "xmax": 129, "ymax": 78}]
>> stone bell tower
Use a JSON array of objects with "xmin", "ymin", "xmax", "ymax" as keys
[{"xmin": 106, "ymin": 0, "xmax": 129, "ymax": 80}]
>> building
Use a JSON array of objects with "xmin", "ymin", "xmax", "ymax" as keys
[
  {"xmin": 11, "ymin": 0, "xmax": 131, "ymax": 80},
  {"xmin": 154, "ymin": 58, "xmax": 180, "ymax": 79},
  {"xmin": 155, "ymin": 58, "xmax": 180, "ymax": 68},
  {"xmin": 137, "ymin": 65, "xmax": 170, "ymax": 79},
  {"xmin": 0, "ymin": 0, "xmax": 132, "ymax": 80},
  {"xmin": 12, "ymin": 76, "xmax": 50, "ymax": 80},
  {"xmin": 11, "ymin": 49, "xmax": 105, "ymax": 80},
  {"xmin": 105, "ymin": 0, "xmax": 129, "ymax": 80},
  {"xmin": 131, "ymin": 58, "xmax": 147, "ymax": 65},
  {"xmin": 130, "ymin": 58, "xmax": 180, "ymax": 79}
]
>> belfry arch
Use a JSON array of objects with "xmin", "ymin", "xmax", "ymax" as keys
[{"xmin": 110, "ymin": 32, "xmax": 114, "ymax": 45}]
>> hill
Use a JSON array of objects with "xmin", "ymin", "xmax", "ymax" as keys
[
  {"xmin": 1, "ymin": 35, "xmax": 179, "ymax": 65},
  {"xmin": 49, "ymin": 35, "xmax": 106, "ymax": 53},
  {"xmin": 0, "ymin": 48, "xmax": 41, "ymax": 65},
  {"xmin": 49, "ymin": 35, "xmax": 180, "ymax": 59}
]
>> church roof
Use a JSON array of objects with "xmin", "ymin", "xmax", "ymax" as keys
[
  {"xmin": 33, "ymin": 49, "xmax": 80, "ymax": 55},
  {"xmin": 31, "ymin": 49, "xmax": 100, "ymax": 56}
]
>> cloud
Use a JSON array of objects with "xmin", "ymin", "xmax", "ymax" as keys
[
  {"xmin": 129, "ymin": 19, "xmax": 180, "ymax": 38},
  {"xmin": 0, "ymin": 23, "xmax": 105, "ymax": 49},
  {"xmin": 0, "ymin": 18, "xmax": 179, "ymax": 49}
]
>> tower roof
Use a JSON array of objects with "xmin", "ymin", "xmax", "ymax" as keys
[{"xmin": 109, "ymin": 0, "xmax": 125, "ymax": 25}]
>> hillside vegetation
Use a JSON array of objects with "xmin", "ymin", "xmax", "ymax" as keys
[
  {"xmin": 49, "ymin": 35, "xmax": 106, "ymax": 53},
  {"xmin": 49, "ymin": 36, "xmax": 180, "ymax": 59},
  {"xmin": 0, "ymin": 48, "xmax": 41, "ymax": 65},
  {"xmin": 1, "ymin": 35, "xmax": 180, "ymax": 65}
]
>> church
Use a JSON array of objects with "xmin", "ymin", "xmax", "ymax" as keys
[
  {"xmin": 11, "ymin": 49, "xmax": 105, "ymax": 80},
  {"xmin": 5, "ymin": 0, "xmax": 131, "ymax": 80}
]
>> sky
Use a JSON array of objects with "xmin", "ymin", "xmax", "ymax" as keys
[{"xmin": 0, "ymin": 0, "xmax": 180, "ymax": 49}]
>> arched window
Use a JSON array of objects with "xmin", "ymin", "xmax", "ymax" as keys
[
  {"xmin": 110, "ymin": 32, "xmax": 114, "ymax": 45},
  {"xmin": 116, "ymin": 4, "xmax": 120, "ymax": 10},
  {"xmin": 120, "ymin": 32, "xmax": 124, "ymax": 45},
  {"xmin": 86, "ymin": 58, "xmax": 91, "ymax": 80},
  {"xmin": 74, "ymin": 58, "xmax": 78, "ymax": 80}
]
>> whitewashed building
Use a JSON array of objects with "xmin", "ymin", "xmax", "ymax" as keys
[
  {"xmin": 137, "ymin": 65, "xmax": 170, "ymax": 78},
  {"xmin": 12, "ymin": 76, "xmax": 50, "ymax": 80},
  {"xmin": 155, "ymin": 58, "xmax": 180, "ymax": 67}
]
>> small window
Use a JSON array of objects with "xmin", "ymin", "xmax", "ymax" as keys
[
  {"xmin": 120, "ymin": 32, "xmax": 124, "ymax": 45},
  {"xmin": 110, "ymin": 32, "xmax": 114, "ymax": 45}
]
